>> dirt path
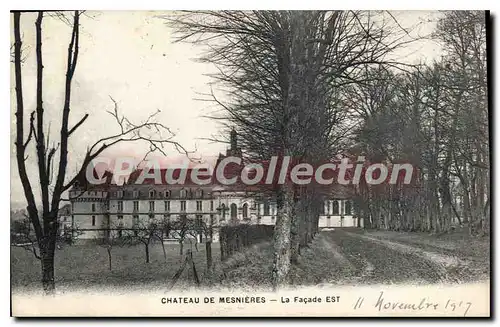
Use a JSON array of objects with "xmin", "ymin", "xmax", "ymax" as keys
[
  {"xmin": 342, "ymin": 231, "xmax": 472, "ymax": 283},
  {"xmin": 352, "ymin": 229, "xmax": 490, "ymax": 282},
  {"xmin": 322, "ymin": 230, "xmax": 446, "ymax": 285}
]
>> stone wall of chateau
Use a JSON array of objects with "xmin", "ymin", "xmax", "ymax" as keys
[{"xmin": 69, "ymin": 188, "xmax": 357, "ymax": 241}]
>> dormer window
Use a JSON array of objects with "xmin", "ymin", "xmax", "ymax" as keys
[
  {"xmin": 133, "ymin": 190, "xmax": 139, "ymax": 198},
  {"xmin": 149, "ymin": 190, "xmax": 156, "ymax": 198},
  {"xmin": 117, "ymin": 190, "xmax": 124, "ymax": 198},
  {"xmin": 180, "ymin": 189, "xmax": 187, "ymax": 199},
  {"xmin": 196, "ymin": 189, "xmax": 203, "ymax": 198},
  {"xmin": 165, "ymin": 190, "xmax": 171, "ymax": 198}
]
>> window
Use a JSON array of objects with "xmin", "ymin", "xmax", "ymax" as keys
[
  {"xmin": 220, "ymin": 204, "xmax": 226, "ymax": 220},
  {"xmin": 164, "ymin": 214, "xmax": 171, "ymax": 237},
  {"xmin": 149, "ymin": 201, "xmax": 155, "ymax": 212},
  {"xmin": 165, "ymin": 201, "xmax": 170, "ymax": 212},
  {"xmin": 91, "ymin": 216, "xmax": 96, "ymax": 226},
  {"xmin": 180, "ymin": 201, "xmax": 186, "ymax": 212},
  {"xmin": 117, "ymin": 201, "xmax": 123, "ymax": 212},
  {"xmin": 133, "ymin": 215, "xmax": 140, "ymax": 235},
  {"xmin": 345, "ymin": 201, "xmax": 352, "ymax": 215},
  {"xmin": 242, "ymin": 203, "xmax": 248, "ymax": 219},
  {"xmin": 196, "ymin": 200, "xmax": 203, "ymax": 211},
  {"xmin": 196, "ymin": 215, "xmax": 203, "ymax": 228},
  {"xmin": 180, "ymin": 189, "xmax": 187, "ymax": 198},
  {"xmin": 165, "ymin": 190, "xmax": 171, "ymax": 198},
  {"xmin": 118, "ymin": 216, "xmax": 124, "ymax": 236},
  {"xmin": 263, "ymin": 201, "xmax": 270, "ymax": 216},
  {"xmin": 133, "ymin": 201, "xmax": 139, "ymax": 212},
  {"xmin": 117, "ymin": 190, "xmax": 123, "ymax": 198},
  {"xmin": 230, "ymin": 203, "xmax": 237, "ymax": 220},
  {"xmin": 210, "ymin": 200, "xmax": 214, "ymax": 211},
  {"xmin": 149, "ymin": 190, "xmax": 156, "ymax": 198},
  {"xmin": 196, "ymin": 189, "xmax": 203, "ymax": 198},
  {"xmin": 332, "ymin": 201, "xmax": 339, "ymax": 215},
  {"xmin": 91, "ymin": 203, "xmax": 96, "ymax": 212},
  {"xmin": 133, "ymin": 190, "xmax": 139, "ymax": 198}
]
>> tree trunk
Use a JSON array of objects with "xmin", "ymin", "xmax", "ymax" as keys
[
  {"xmin": 40, "ymin": 241, "xmax": 55, "ymax": 295},
  {"xmin": 145, "ymin": 243, "xmax": 150, "ymax": 263},
  {"xmin": 205, "ymin": 240, "xmax": 212, "ymax": 270},
  {"xmin": 272, "ymin": 186, "xmax": 293, "ymax": 291},
  {"xmin": 161, "ymin": 239, "xmax": 167, "ymax": 262},
  {"xmin": 290, "ymin": 198, "xmax": 300, "ymax": 265},
  {"xmin": 179, "ymin": 240, "xmax": 184, "ymax": 256},
  {"xmin": 107, "ymin": 248, "xmax": 112, "ymax": 271}
]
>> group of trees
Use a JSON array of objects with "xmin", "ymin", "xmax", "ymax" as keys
[
  {"xmin": 97, "ymin": 217, "xmax": 202, "ymax": 270},
  {"xmin": 95, "ymin": 214, "xmax": 215, "ymax": 270},
  {"xmin": 167, "ymin": 10, "xmax": 424, "ymax": 290},
  {"xmin": 346, "ymin": 11, "xmax": 489, "ymax": 236}
]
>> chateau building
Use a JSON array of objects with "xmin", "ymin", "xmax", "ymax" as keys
[{"xmin": 68, "ymin": 130, "xmax": 360, "ymax": 241}]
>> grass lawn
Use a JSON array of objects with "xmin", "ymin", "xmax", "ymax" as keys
[
  {"xmin": 11, "ymin": 240, "xmax": 221, "ymax": 293},
  {"xmin": 11, "ymin": 228, "xmax": 490, "ymax": 293}
]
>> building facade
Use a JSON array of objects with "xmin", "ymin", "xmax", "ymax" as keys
[{"xmin": 68, "ymin": 131, "xmax": 361, "ymax": 241}]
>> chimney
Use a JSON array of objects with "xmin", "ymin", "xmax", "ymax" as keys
[{"xmin": 230, "ymin": 128, "xmax": 237, "ymax": 151}]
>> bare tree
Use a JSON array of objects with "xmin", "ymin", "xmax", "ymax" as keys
[
  {"xmin": 171, "ymin": 216, "xmax": 196, "ymax": 256},
  {"xmin": 96, "ymin": 225, "xmax": 126, "ymax": 271},
  {"xmin": 12, "ymin": 11, "xmax": 187, "ymax": 294},
  {"xmin": 123, "ymin": 218, "xmax": 162, "ymax": 264},
  {"xmin": 154, "ymin": 216, "xmax": 173, "ymax": 262}
]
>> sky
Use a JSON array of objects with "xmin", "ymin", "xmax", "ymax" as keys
[{"xmin": 10, "ymin": 10, "xmax": 444, "ymax": 208}]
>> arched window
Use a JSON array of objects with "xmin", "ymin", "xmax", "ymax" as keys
[
  {"xmin": 165, "ymin": 190, "xmax": 171, "ymax": 198},
  {"xmin": 221, "ymin": 204, "xmax": 226, "ymax": 220},
  {"xmin": 242, "ymin": 203, "xmax": 248, "ymax": 219},
  {"xmin": 180, "ymin": 189, "xmax": 187, "ymax": 198},
  {"xmin": 230, "ymin": 203, "xmax": 237, "ymax": 220},
  {"xmin": 332, "ymin": 201, "xmax": 339, "ymax": 215},
  {"xmin": 149, "ymin": 190, "xmax": 156, "ymax": 198}
]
